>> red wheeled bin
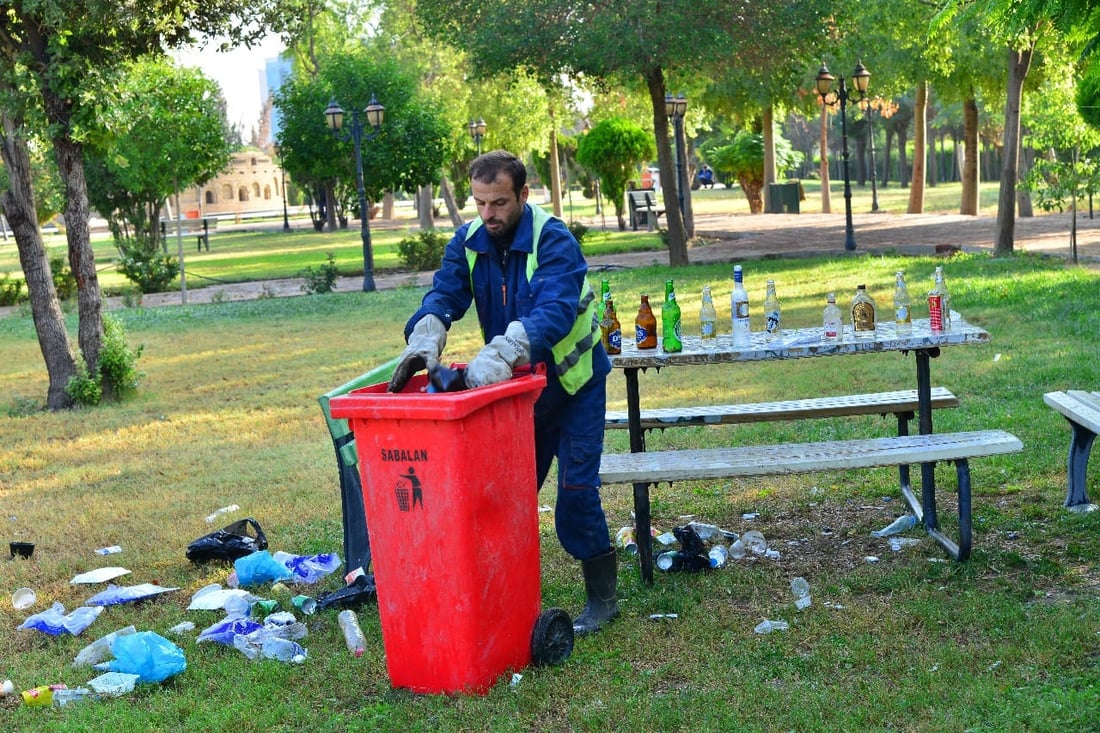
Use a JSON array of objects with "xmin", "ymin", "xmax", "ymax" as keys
[{"xmin": 328, "ymin": 368, "xmax": 573, "ymax": 694}]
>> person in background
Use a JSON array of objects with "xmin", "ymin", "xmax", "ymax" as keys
[
  {"xmin": 697, "ymin": 164, "xmax": 715, "ymax": 189},
  {"xmin": 387, "ymin": 150, "xmax": 619, "ymax": 636}
]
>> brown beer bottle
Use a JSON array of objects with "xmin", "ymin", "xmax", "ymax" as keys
[
  {"xmin": 601, "ymin": 299, "xmax": 622, "ymax": 355},
  {"xmin": 635, "ymin": 294, "xmax": 657, "ymax": 349}
]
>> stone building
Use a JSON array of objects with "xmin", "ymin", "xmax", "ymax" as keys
[{"xmin": 174, "ymin": 149, "xmax": 287, "ymax": 220}]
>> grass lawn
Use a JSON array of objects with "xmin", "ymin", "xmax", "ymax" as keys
[{"xmin": 1, "ymin": 246, "xmax": 1098, "ymax": 730}]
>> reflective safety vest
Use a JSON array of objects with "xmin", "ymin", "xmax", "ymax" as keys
[{"xmin": 464, "ymin": 204, "xmax": 598, "ymax": 395}]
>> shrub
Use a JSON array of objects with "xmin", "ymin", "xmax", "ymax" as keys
[
  {"xmin": 65, "ymin": 359, "xmax": 102, "ymax": 407},
  {"xmin": 50, "ymin": 254, "xmax": 77, "ymax": 300},
  {"xmin": 0, "ymin": 272, "xmax": 24, "ymax": 306},
  {"xmin": 116, "ymin": 237, "xmax": 180, "ymax": 294},
  {"xmin": 301, "ymin": 253, "xmax": 340, "ymax": 294},
  {"xmin": 568, "ymin": 221, "xmax": 589, "ymax": 245},
  {"xmin": 65, "ymin": 314, "xmax": 144, "ymax": 406},
  {"xmin": 397, "ymin": 230, "xmax": 449, "ymax": 271}
]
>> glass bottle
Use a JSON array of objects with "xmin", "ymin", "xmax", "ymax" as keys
[
  {"xmin": 598, "ymin": 279, "xmax": 611, "ymax": 323},
  {"xmin": 763, "ymin": 279, "xmax": 781, "ymax": 340},
  {"xmin": 934, "ymin": 266, "xmax": 952, "ymax": 331},
  {"xmin": 850, "ymin": 284, "xmax": 877, "ymax": 338},
  {"xmin": 635, "ymin": 294, "xmax": 657, "ymax": 349},
  {"xmin": 699, "ymin": 285, "xmax": 718, "ymax": 350},
  {"xmin": 822, "ymin": 292, "xmax": 842, "ymax": 341},
  {"xmin": 731, "ymin": 265, "xmax": 751, "ymax": 347},
  {"xmin": 893, "ymin": 270, "xmax": 912, "ymax": 336},
  {"xmin": 661, "ymin": 279, "xmax": 682, "ymax": 353},
  {"xmin": 601, "ymin": 298, "xmax": 622, "ymax": 355}
]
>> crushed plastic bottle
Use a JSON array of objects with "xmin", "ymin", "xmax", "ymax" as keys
[
  {"xmin": 790, "ymin": 577, "xmax": 811, "ymax": 610},
  {"xmin": 753, "ymin": 619, "xmax": 789, "ymax": 634},
  {"xmin": 205, "ymin": 504, "xmax": 240, "ymax": 524},
  {"xmin": 338, "ymin": 609, "xmax": 367, "ymax": 658},
  {"xmin": 741, "ymin": 530, "xmax": 768, "ymax": 555},
  {"xmin": 95, "ymin": 545, "xmax": 122, "ymax": 556},
  {"xmin": 53, "ymin": 687, "xmax": 97, "ymax": 706},
  {"xmin": 708, "ymin": 545, "xmax": 729, "ymax": 568},
  {"xmin": 871, "ymin": 514, "xmax": 918, "ymax": 538},
  {"xmin": 686, "ymin": 521, "xmax": 738, "ymax": 542}
]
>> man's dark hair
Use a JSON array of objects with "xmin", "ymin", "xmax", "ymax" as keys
[{"xmin": 470, "ymin": 150, "xmax": 527, "ymax": 197}]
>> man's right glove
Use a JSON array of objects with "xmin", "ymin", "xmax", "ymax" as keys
[{"xmin": 388, "ymin": 315, "xmax": 447, "ymax": 393}]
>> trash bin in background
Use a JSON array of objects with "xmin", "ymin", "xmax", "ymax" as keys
[
  {"xmin": 329, "ymin": 367, "xmax": 573, "ymax": 694},
  {"xmin": 766, "ymin": 181, "xmax": 802, "ymax": 213}
]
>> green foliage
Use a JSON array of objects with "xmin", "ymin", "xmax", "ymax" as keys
[
  {"xmin": 397, "ymin": 230, "xmax": 449, "ymax": 271},
  {"xmin": 49, "ymin": 254, "xmax": 77, "ymax": 300},
  {"xmin": 703, "ymin": 128, "xmax": 803, "ymax": 212},
  {"xmin": 64, "ymin": 358, "xmax": 103, "ymax": 407},
  {"xmin": 576, "ymin": 118, "xmax": 656, "ymax": 228},
  {"xmin": 0, "ymin": 272, "xmax": 25, "ymax": 306},
  {"xmin": 67, "ymin": 313, "xmax": 144, "ymax": 405},
  {"xmin": 116, "ymin": 237, "xmax": 180, "ymax": 293},
  {"xmin": 567, "ymin": 220, "xmax": 589, "ymax": 244},
  {"xmin": 300, "ymin": 252, "xmax": 340, "ymax": 294}
]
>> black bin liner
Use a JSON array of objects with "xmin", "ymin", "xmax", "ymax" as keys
[{"xmin": 186, "ymin": 518, "xmax": 268, "ymax": 563}]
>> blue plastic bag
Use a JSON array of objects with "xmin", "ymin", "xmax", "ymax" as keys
[
  {"xmin": 18, "ymin": 602, "xmax": 103, "ymax": 636},
  {"xmin": 233, "ymin": 550, "xmax": 293, "ymax": 586},
  {"xmin": 197, "ymin": 616, "xmax": 263, "ymax": 646},
  {"xmin": 86, "ymin": 582, "xmax": 179, "ymax": 606},
  {"xmin": 275, "ymin": 551, "xmax": 342, "ymax": 584},
  {"xmin": 107, "ymin": 631, "xmax": 186, "ymax": 683}
]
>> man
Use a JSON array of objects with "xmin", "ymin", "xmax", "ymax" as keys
[{"xmin": 387, "ymin": 150, "xmax": 618, "ymax": 636}]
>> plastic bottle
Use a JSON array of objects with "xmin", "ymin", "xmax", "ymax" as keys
[
  {"xmin": 661, "ymin": 279, "xmax": 682, "ymax": 353},
  {"xmin": 893, "ymin": 271, "xmax": 912, "ymax": 335},
  {"xmin": 600, "ymin": 299, "xmax": 622, "ymax": 355},
  {"xmin": 870, "ymin": 514, "xmax": 918, "ymax": 538},
  {"xmin": 686, "ymin": 521, "xmax": 737, "ymax": 542},
  {"xmin": 338, "ymin": 609, "xmax": 367, "ymax": 658},
  {"xmin": 52, "ymin": 687, "xmax": 96, "ymax": 706},
  {"xmin": 822, "ymin": 292, "xmax": 842, "ymax": 341},
  {"xmin": 850, "ymin": 284, "xmax": 877, "ymax": 338},
  {"xmin": 754, "ymin": 619, "xmax": 790, "ymax": 634},
  {"xmin": 708, "ymin": 545, "xmax": 729, "ymax": 568},
  {"xmin": 763, "ymin": 279, "xmax": 781, "ymax": 340},
  {"xmin": 699, "ymin": 285, "xmax": 718, "ymax": 350},
  {"xmin": 790, "ymin": 577, "xmax": 812, "ymax": 610},
  {"xmin": 731, "ymin": 265, "xmax": 751, "ymax": 347},
  {"xmin": 95, "ymin": 545, "xmax": 122, "ymax": 555},
  {"xmin": 205, "ymin": 504, "xmax": 240, "ymax": 524},
  {"xmin": 635, "ymin": 294, "xmax": 657, "ymax": 349}
]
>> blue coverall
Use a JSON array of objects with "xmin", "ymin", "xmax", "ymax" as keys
[{"xmin": 404, "ymin": 204, "xmax": 613, "ymax": 561}]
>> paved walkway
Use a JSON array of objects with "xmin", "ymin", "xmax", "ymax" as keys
[{"xmin": 5, "ymin": 209, "xmax": 1099, "ymax": 315}]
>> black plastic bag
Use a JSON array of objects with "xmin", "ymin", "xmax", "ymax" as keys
[
  {"xmin": 186, "ymin": 518, "xmax": 268, "ymax": 563},
  {"xmin": 428, "ymin": 363, "xmax": 468, "ymax": 392}
]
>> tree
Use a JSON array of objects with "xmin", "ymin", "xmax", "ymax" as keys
[
  {"xmin": 86, "ymin": 58, "xmax": 234, "ymax": 292},
  {"xmin": 576, "ymin": 118, "xmax": 656, "ymax": 230},
  {"xmin": 704, "ymin": 127, "xmax": 803, "ymax": 214}
]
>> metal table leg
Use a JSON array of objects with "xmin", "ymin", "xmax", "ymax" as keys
[{"xmin": 623, "ymin": 367, "xmax": 655, "ymax": 583}]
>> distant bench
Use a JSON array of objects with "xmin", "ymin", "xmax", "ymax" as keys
[
  {"xmin": 627, "ymin": 189, "xmax": 664, "ymax": 231},
  {"xmin": 1043, "ymin": 389, "xmax": 1100, "ymax": 511},
  {"xmin": 161, "ymin": 217, "xmax": 219, "ymax": 252}
]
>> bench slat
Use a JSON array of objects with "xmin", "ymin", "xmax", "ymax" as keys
[
  {"xmin": 1044, "ymin": 390, "xmax": 1100, "ymax": 434},
  {"xmin": 606, "ymin": 388, "xmax": 959, "ymax": 429},
  {"xmin": 599, "ymin": 429, "xmax": 1022, "ymax": 485}
]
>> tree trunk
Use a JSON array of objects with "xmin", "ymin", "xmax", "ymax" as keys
[
  {"xmin": 0, "ymin": 113, "xmax": 77, "ymax": 409},
  {"xmin": 548, "ymin": 118, "xmax": 563, "ymax": 218},
  {"xmin": 645, "ymin": 66, "xmax": 688, "ymax": 266},
  {"xmin": 679, "ymin": 108, "xmax": 695, "ymax": 238},
  {"xmin": 438, "ymin": 174, "xmax": 464, "ymax": 228},
  {"xmin": 907, "ymin": 80, "xmax": 927, "ymax": 213},
  {"xmin": 960, "ymin": 98, "xmax": 980, "ymax": 215},
  {"xmin": 324, "ymin": 182, "xmax": 338, "ymax": 232},
  {"xmin": 1017, "ymin": 143, "xmax": 1034, "ymax": 217},
  {"xmin": 52, "ymin": 136, "xmax": 103, "ymax": 379},
  {"xmin": 996, "ymin": 43, "xmax": 1035, "ymax": 255},
  {"xmin": 820, "ymin": 103, "xmax": 832, "ymax": 214},
  {"xmin": 763, "ymin": 106, "xmax": 776, "ymax": 216},
  {"xmin": 416, "ymin": 184, "xmax": 434, "ymax": 230},
  {"xmin": 382, "ymin": 191, "xmax": 395, "ymax": 220}
]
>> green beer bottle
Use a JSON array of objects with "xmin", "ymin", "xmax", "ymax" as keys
[
  {"xmin": 598, "ymin": 279, "xmax": 611, "ymax": 323},
  {"xmin": 662, "ymin": 279, "xmax": 682, "ymax": 353}
]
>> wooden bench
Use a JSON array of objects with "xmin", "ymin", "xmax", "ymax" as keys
[
  {"xmin": 627, "ymin": 190, "xmax": 664, "ymax": 231},
  {"xmin": 1043, "ymin": 390, "xmax": 1100, "ymax": 511},
  {"xmin": 599, "ymin": 429, "xmax": 1023, "ymax": 564},
  {"xmin": 161, "ymin": 217, "xmax": 218, "ymax": 251}
]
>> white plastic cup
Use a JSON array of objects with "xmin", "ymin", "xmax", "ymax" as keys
[
  {"xmin": 0, "ymin": 679, "xmax": 14, "ymax": 697},
  {"xmin": 11, "ymin": 587, "xmax": 36, "ymax": 610}
]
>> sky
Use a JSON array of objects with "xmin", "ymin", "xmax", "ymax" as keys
[{"xmin": 173, "ymin": 35, "xmax": 287, "ymax": 133}]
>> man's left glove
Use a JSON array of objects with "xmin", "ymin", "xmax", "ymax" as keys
[{"xmin": 465, "ymin": 321, "xmax": 530, "ymax": 389}]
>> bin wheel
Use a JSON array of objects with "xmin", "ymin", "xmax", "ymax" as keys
[{"xmin": 531, "ymin": 607, "xmax": 574, "ymax": 667}]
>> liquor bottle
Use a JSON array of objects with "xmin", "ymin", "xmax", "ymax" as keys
[
  {"xmin": 598, "ymin": 279, "xmax": 611, "ymax": 323},
  {"xmin": 763, "ymin": 279, "xmax": 781, "ymax": 340},
  {"xmin": 601, "ymin": 299, "xmax": 622, "ymax": 355},
  {"xmin": 731, "ymin": 265, "xmax": 751, "ymax": 347},
  {"xmin": 635, "ymin": 294, "xmax": 657, "ymax": 349},
  {"xmin": 934, "ymin": 266, "xmax": 952, "ymax": 331},
  {"xmin": 699, "ymin": 285, "xmax": 718, "ymax": 350},
  {"xmin": 893, "ymin": 271, "xmax": 912, "ymax": 335},
  {"xmin": 850, "ymin": 284, "xmax": 877, "ymax": 338},
  {"xmin": 661, "ymin": 279, "xmax": 682, "ymax": 353},
  {"xmin": 822, "ymin": 292, "xmax": 842, "ymax": 341}
]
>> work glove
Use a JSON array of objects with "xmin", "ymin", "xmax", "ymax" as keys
[
  {"xmin": 388, "ymin": 315, "xmax": 448, "ymax": 393},
  {"xmin": 465, "ymin": 321, "xmax": 530, "ymax": 389}
]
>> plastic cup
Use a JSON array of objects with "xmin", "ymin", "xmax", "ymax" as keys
[
  {"xmin": 291, "ymin": 595, "xmax": 316, "ymax": 615},
  {"xmin": 12, "ymin": 587, "xmax": 36, "ymax": 610},
  {"xmin": 1, "ymin": 679, "xmax": 14, "ymax": 697}
]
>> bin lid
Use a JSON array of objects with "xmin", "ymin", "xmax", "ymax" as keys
[{"xmin": 329, "ymin": 370, "xmax": 546, "ymax": 422}]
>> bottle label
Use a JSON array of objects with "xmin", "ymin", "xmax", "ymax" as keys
[
  {"xmin": 928, "ymin": 295, "xmax": 943, "ymax": 331},
  {"xmin": 701, "ymin": 320, "xmax": 715, "ymax": 338},
  {"xmin": 895, "ymin": 305, "xmax": 910, "ymax": 324},
  {"xmin": 765, "ymin": 310, "xmax": 780, "ymax": 334},
  {"xmin": 824, "ymin": 323, "xmax": 839, "ymax": 339},
  {"xmin": 735, "ymin": 301, "xmax": 749, "ymax": 318},
  {"xmin": 852, "ymin": 302, "xmax": 875, "ymax": 332},
  {"xmin": 636, "ymin": 325, "xmax": 648, "ymax": 342},
  {"xmin": 609, "ymin": 329, "xmax": 621, "ymax": 351}
]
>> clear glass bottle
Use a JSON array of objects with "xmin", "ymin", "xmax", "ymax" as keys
[
  {"xmin": 731, "ymin": 265, "xmax": 751, "ymax": 347},
  {"xmin": 763, "ymin": 279, "xmax": 781, "ymax": 340},
  {"xmin": 850, "ymin": 284, "xmax": 877, "ymax": 338},
  {"xmin": 600, "ymin": 298, "xmax": 622, "ymax": 355},
  {"xmin": 934, "ymin": 266, "xmax": 952, "ymax": 331},
  {"xmin": 635, "ymin": 294, "xmax": 657, "ymax": 349},
  {"xmin": 893, "ymin": 270, "xmax": 912, "ymax": 336},
  {"xmin": 822, "ymin": 292, "xmax": 842, "ymax": 341},
  {"xmin": 661, "ymin": 279, "xmax": 682, "ymax": 353},
  {"xmin": 699, "ymin": 285, "xmax": 718, "ymax": 350}
]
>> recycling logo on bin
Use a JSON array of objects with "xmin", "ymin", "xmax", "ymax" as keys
[{"xmin": 381, "ymin": 447, "xmax": 427, "ymax": 511}]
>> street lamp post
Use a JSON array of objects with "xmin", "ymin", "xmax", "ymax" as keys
[
  {"xmin": 325, "ymin": 95, "xmax": 384, "ymax": 292},
  {"xmin": 816, "ymin": 61, "xmax": 870, "ymax": 251},
  {"xmin": 665, "ymin": 93, "xmax": 688, "ymax": 219},
  {"xmin": 863, "ymin": 98, "xmax": 881, "ymax": 213},
  {"xmin": 468, "ymin": 118, "xmax": 486, "ymax": 156}
]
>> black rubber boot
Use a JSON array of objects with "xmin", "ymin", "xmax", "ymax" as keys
[{"xmin": 573, "ymin": 549, "xmax": 620, "ymax": 636}]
